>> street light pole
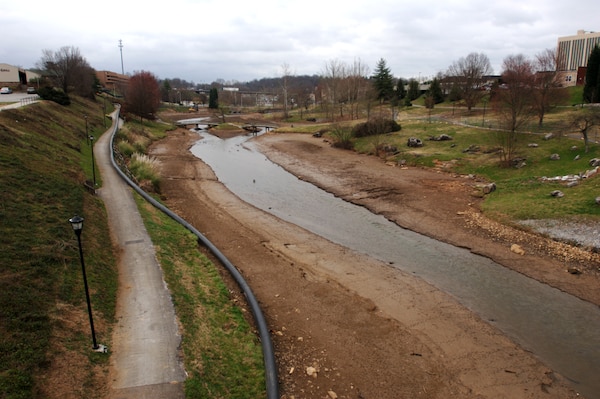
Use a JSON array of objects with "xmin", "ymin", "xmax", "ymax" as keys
[
  {"xmin": 89, "ymin": 136, "xmax": 96, "ymax": 186},
  {"xmin": 69, "ymin": 216, "xmax": 105, "ymax": 352}
]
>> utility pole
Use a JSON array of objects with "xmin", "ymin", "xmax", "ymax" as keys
[{"xmin": 119, "ymin": 39, "xmax": 124, "ymax": 75}]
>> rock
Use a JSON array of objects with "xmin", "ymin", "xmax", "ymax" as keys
[
  {"xmin": 590, "ymin": 158, "xmax": 600, "ymax": 167},
  {"xmin": 582, "ymin": 167, "xmax": 599, "ymax": 179},
  {"xmin": 463, "ymin": 144, "xmax": 480, "ymax": 153},
  {"xmin": 550, "ymin": 190, "xmax": 564, "ymax": 197},
  {"xmin": 595, "ymin": 196, "xmax": 600, "ymax": 205},
  {"xmin": 510, "ymin": 244, "xmax": 525, "ymax": 255},
  {"xmin": 528, "ymin": 143, "xmax": 539, "ymax": 148},
  {"xmin": 566, "ymin": 180, "xmax": 579, "ymax": 187},
  {"xmin": 429, "ymin": 134, "xmax": 452, "ymax": 141},
  {"xmin": 482, "ymin": 182, "xmax": 496, "ymax": 194},
  {"xmin": 544, "ymin": 133, "xmax": 554, "ymax": 140},
  {"xmin": 327, "ymin": 391, "xmax": 338, "ymax": 399},
  {"xmin": 571, "ymin": 145, "xmax": 578, "ymax": 151},
  {"xmin": 574, "ymin": 155, "xmax": 580, "ymax": 161},
  {"xmin": 407, "ymin": 137, "xmax": 423, "ymax": 147},
  {"xmin": 550, "ymin": 153, "xmax": 560, "ymax": 160},
  {"xmin": 567, "ymin": 267, "xmax": 582, "ymax": 275},
  {"xmin": 306, "ymin": 366, "xmax": 317, "ymax": 377}
]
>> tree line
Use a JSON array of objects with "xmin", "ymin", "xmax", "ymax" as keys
[{"xmin": 34, "ymin": 43, "xmax": 600, "ymax": 146}]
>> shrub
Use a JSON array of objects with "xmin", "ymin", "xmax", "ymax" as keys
[
  {"xmin": 330, "ymin": 125, "xmax": 354, "ymax": 149},
  {"xmin": 117, "ymin": 140, "xmax": 135, "ymax": 157},
  {"xmin": 352, "ymin": 118, "xmax": 401, "ymax": 138},
  {"xmin": 37, "ymin": 86, "xmax": 71, "ymax": 105},
  {"xmin": 129, "ymin": 153, "xmax": 161, "ymax": 191}
]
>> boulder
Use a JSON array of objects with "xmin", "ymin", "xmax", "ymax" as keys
[
  {"xmin": 510, "ymin": 244, "xmax": 525, "ymax": 255},
  {"xmin": 482, "ymin": 182, "xmax": 497, "ymax": 194},
  {"xmin": 463, "ymin": 144, "xmax": 480, "ymax": 153},
  {"xmin": 590, "ymin": 158, "xmax": 600, "ymax": 167},
  {"xmin": 407, "ymin": 137, "xmax": 423, "ymax": 147},
  {"xmin": 550, "ymin": 190, "xmax": 564, "ymax": 197},
  {"xmin": 550, "ymin": 153, "xmax": 560, "ymax": 160},
  {"xmin": 429, "ymin": 134, "xmax": 453, "ymax": 141}
]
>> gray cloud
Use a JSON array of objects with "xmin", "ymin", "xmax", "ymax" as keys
[{"xmin": 1, "ymin": 0, "xmax": 598, "ymax": 83}]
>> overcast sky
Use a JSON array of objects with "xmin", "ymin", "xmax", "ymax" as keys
[{"xmin": 1, "ymin": 0, "xmax": 599, "ymax": 84}]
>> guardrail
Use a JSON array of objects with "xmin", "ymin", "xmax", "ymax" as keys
[
  {"xmin": 20, "ymin": 95, "xmax": 39, "ymax": 106},
  {"xmin": 106, "ymin": 106, "xmax": 279, "ymax": 398}
]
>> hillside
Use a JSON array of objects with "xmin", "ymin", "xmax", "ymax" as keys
[{"xmin": 0, "ymin": 97, "xmax": 117, "ymax": 398}]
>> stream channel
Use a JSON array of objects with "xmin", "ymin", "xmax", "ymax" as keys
[{"xmin": 185, "ymin": 121, "xmax": 600, "ymax": 398}]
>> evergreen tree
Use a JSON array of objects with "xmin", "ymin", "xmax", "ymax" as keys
[
  {"xmin": 407, "ymin": 79, "xmax": 420, "ymax": 101},
  {"xmin": 428, "ymin": 78, "xmax": 445, "ymax": 104},
  {"xmin": 584, "ymin": 45, "xmax": 600, "ymax": 103},
  {"xmin": 371, "ymin": 58, "xmax": 394, "ymax": 102},
  {"xmin": 394, "ymin": 78, "xmax": 406, "ymax": 103},
  {"xmin": 208, "ymin": 87, "xmax": 219, "ymax": 109},
  {"xmin": 161, "ymin": 79, "xmax": 172, "ymax": 102}
]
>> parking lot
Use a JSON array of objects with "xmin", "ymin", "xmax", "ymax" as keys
[{"xmin": 0, "ymin": 91, "xmax": 39, "ymax": 110}]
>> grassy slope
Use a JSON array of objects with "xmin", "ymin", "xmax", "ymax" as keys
[
  {"xmin": 134, "ymin": 195, "xmax": 266, "ymax": 398},
  {"xmin": 0, "ymin": 97, "xmax": 117, "ymax": 398}
]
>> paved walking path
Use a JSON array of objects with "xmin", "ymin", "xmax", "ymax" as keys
[{"xmin": 95, "ymin": 112, "xmax": 186, "ymax": 398}]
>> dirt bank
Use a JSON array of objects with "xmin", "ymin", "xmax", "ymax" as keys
[{"xmin": 149, "ymin": 121, "xmax": 594, "ymax": 398}]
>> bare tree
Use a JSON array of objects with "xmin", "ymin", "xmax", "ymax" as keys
[
  {"xmin": 280, "ymin": 63, "xmax": 293, "ymax": 119},
  {"xmin": 571, "ymin": 107, "xmax": 600, "ymax": 153},
  {"xmin": 493, "ymin": 54, "xmax": 536, "ymax": 166},
  {"xmin": 38, "ymin": 46, "xmax": 96, "ymax": 97},
  {"xmin": 321, "ymin": 59, "xmax": 346, "ymax": 121},
  {"xmin": 533, "ymin": 49, "xmax": 568, "ymax": 127},
  {"xmin": 346, "ymin": 58, "xmax": 370, "ymax": 120},
  {"xmin": 446, "ymin": 53, "xmax": 493, "ymax": 111}
]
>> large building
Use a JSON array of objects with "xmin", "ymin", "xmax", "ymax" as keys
[
  {"xmin": 0, "ymin": 63, "xmax": 41, "ymax": 88},
  {"xmin": 96, "ymin": 70, "xmax": 129, "ymax": 95},
  {"xmin": 557, "ymin": 30, "xmax": 600, "ymax": 86}
]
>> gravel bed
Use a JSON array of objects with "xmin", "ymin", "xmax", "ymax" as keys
[{"xmin": 519, "ymin": 219, "xmax": 600, "ymax": 249}]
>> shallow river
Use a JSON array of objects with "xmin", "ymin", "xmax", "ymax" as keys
[{"xmin": 186, "ymin": 124, "xmax": 600, "ymax": 398}]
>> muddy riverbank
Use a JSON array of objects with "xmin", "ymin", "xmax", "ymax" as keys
[{"xmin": 149, "ymin": 118, "xmax": 598, "ymax": 398}]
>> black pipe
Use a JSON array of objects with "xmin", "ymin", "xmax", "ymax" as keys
[{"xmin": 106, "ymin": 106, "xmax": 279, "ymax": 398}]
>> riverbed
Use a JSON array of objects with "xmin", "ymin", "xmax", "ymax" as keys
[{"xmin": 187, "ymin": 127, "xmax": 600, "ymax": 398}]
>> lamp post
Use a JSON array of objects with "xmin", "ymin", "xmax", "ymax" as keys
[
  {"xmin": 69, "ymin": 215, "xmax": 105, "ymax": 352},
  {"xmin": 89, "ymin": 136, "xmax": 96, "ymax": 186}
]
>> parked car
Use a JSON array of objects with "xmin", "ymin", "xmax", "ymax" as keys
[
  {"xmin": 0, "ymin": 87, "xmax": 13, "ymax": 94},
  {"xmin": 26, "ymin": 87, "xmax": 36, "ymax": 94}
]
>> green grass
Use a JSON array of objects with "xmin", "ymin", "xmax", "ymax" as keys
[
  {"xmin": 0, "ymin": 96, "xmax": 118, "ymax": 398},
  {"xmin": 348, "ymin": 104, "xmax": 600, "ymax": 223},
  {"xmin": 134, "ymin": 195, "xmax": 266, "ymax": 398}
]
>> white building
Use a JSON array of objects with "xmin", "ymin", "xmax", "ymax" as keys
[
  {"xmin": 0, "ymin": 63, "xmax": 41, "ymax": 88},
  {"xmin": 557, "ymin": 30, "xmax": 600, "ymax": 86}
]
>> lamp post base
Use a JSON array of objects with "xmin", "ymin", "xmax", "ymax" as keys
[{"xmin": 93, "ymin": 344, "xmax": 109, "ymax": 353}]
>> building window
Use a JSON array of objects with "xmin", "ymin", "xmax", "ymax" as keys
[{"xmin": 566, "ymin": 75, "xmax": 572, "ymax": 82}]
